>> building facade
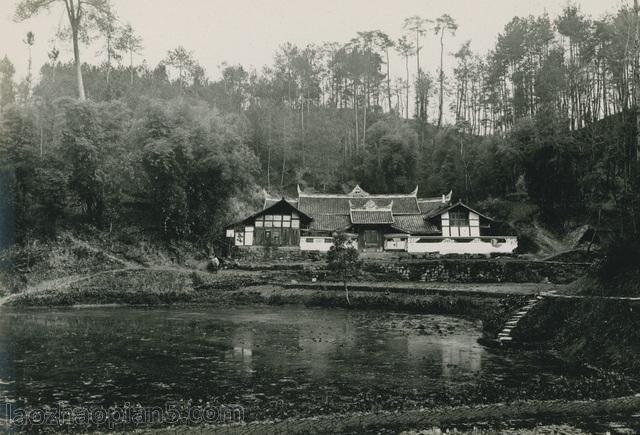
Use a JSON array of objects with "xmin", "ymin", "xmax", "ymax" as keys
[{"xmin": 226, "ymin": 185, "xmax": 517, "ymax": 255}]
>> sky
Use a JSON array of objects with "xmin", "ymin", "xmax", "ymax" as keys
[{"xmin": 0, "ymin": 0, "xmax": 626, "ymax": 86}]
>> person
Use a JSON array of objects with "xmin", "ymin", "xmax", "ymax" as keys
[{"xmin": 209, "ymin": 253, "xmax": 220, "ymax": 273}]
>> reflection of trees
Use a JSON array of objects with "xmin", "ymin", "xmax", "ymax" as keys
[{"xmin": 0, "ymin": 311, "xmax": 17, "ymax": 410}]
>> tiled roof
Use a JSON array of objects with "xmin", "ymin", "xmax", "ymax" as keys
[
  {"xmin": 257, "ymin": 186, "xmax": 452, "ymax": 235},
  {"xmin": 350, "ymin": 210, "xmax": 395, "ymax": 224},
  {"xmin": 418, "ymin": 200, "xmax": 450, "ymax": 217},
  {"xmin": 264, "ymin": 197, "xmax": 298, "ymax": 209},
  {"xmin": 309, "ymin": 215, "xmax": 352, "ymax": 231},
  {"xmin": 392, "ymin": 215, "xmax": 440, "ymax": 234},
  {"xmin": 298, "ymin": 195, "xmax": 420, "ymax": 215}
]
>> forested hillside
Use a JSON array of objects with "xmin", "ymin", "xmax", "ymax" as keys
[{"xmin": 1, "ymin": 2, "xmax": 639, "ymax": 249}]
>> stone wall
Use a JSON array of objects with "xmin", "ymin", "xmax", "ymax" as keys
[
  {"xmin": 231, "ymin": 245, "xmax": 323, "ymax": 262},
  {"xmin": 362, "ymin": 259, "xmax": 590, "ymax": 284},
  {"xmin": 230, "ymin": 247, "xmax": 590, "ymax": 284}
]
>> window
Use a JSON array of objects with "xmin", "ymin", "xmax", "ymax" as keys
[
  {"xmin": 306, "ymin": 238, "xmax": 314, "ymax": 243},
  {"xmin": 324, "ymin": 238, "xmax": 333, "ymax": 243},
  {"xmin": 449, "ymin": 211, "xmax": 469, "ymax": 227}
]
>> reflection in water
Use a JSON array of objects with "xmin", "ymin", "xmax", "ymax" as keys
[
  {"xmin": 441, "ymin": 335, "xmax": 483, "ymax": 377},
  {"xmin": 0, "ymin": 305, "xmax": 589, "ymax": 427},
  {"xmin": 228, "ymin": 329, "xmax": 254, "ymax": 373}
]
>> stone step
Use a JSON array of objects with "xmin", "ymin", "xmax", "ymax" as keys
[
  {"xmin": 498, "ymin": 333, "xmax": 511, "ymax": 338},
  {"xmin": 499, "ymin": 336, "xmax": 513, "ymax": 342},
  {"xmin": 500, "ymin": 329, "xmax": 512, "ymax": 334},
  {"xmin": 505, "ymin": 321, "xmax": 518, "ymax": 326}
]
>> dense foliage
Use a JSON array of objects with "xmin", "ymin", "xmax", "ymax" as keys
[
  {"xmin": 0, "ymin": 97, "xmax": 259, "ymax": 246},
  {"xmin": 1, "ymin": 2, "xmax": 640, "ymax": 247}
]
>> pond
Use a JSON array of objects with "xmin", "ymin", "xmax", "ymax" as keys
[{"xmin": 0, "ymin": 305, "xmax": 634, "ymax": 430}]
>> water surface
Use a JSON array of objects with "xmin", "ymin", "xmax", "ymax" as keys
[{"xmin": 0, "ymin": 305, "xmax": 629, "ymax": 429}]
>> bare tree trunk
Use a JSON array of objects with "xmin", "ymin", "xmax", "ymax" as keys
[
  {"xmin": 386, "ymin": 48, "xmax": 392, "ymax": 112},
  {"xmin": 438, "ymin": 30, "xmax": 445, "ymax": 128},
  {"xmin": 363, "ymin": 101, "xmax": 367, "ymax": 147},
  {"xmin": 635, "ymin": 0, "xmax": 640, "ymax": 160},
  {"xmin": 281, "ymin": 115, "xmax": 287, "ymax": 188},
  {"xmin": 344, "ymin": 280, "xmax": 350, "ymax": 305},
  {"xmin": 354, "ymin": 83, "xmax": 359, "ymax": 149},
  {"xmin": 405, "ymin": 56, "xmax": 410, "ymax": 119},
  {"xmin": 130, "ymin": 49, "xmax": 134, "ymax": 85},
  {"xmin": 72, "ymin": 27, "xmax": 86, "ymax": 101},
  {"xmin": 267, "ymin": 112, "xmax": 272, "ymax": 190}
]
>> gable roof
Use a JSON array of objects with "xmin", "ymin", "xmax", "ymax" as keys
[
  {"xmin": 429, "ymin": 201, "xmax": 495, "ymax": 221},
  {"xmin": 264, "ymin": 194, "xmax": 298, "ymax": 209},
  {"xmin": 228, "ymin": 198, "xmax": 312, "ymax": 228}
]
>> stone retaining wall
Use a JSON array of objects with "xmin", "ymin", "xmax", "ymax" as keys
[
  {"xmin": 363, "ymin": 259, "xmax": 590, "ymax": 284},
  {"xmin": 229, "ymin": 250, "xmax": 590, "ymax": 284}
]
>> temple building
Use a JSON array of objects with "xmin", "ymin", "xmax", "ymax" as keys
[{"xmin": 226, "ymin": 185, "xmax": 517, "ymax": 255}]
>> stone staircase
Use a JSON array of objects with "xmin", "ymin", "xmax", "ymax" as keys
[{"xmin": 497, "ymin": 294, "xmax": 545, "ymax": 344}]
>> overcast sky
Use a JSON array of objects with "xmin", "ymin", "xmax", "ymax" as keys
[{"xmin": 0, "ymin": 0, "xmax": 626, "ymax": 85}]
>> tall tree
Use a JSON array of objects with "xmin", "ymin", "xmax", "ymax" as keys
[
  {"xmin": 434, "ymin": 14, "xmax": 458, "ymax": 128},
  {"xmin": 403, "ymin": 16, "xmax": 431, "ymax": 79},
  {"xmin": 395, "ymin": 36, "xmax": 415, "ymax": 119},
  {"xmin": 117, "ymin": 23, "xmax": 143, "ymax": 86},
  {"xmin": 95, "ymin": 12, "xmax": 120, "ymax": 95},
  {"xmin": 373, "ymin": 31, "xmax": 395, "ymax": 113},
  {"xmin": 14, "ymin": 0, "xmax": 116, "ymax": 101},
  {"xmin": 23, "ymin": 31, "xmax": 35, "ymax": 100},
  {"xmin": 164, "ymin": 46, "xmax": 196, "ymax": 93},
  {"xmin": 0, "ymin": 56, "xmax": 16, "ymax": 108}
]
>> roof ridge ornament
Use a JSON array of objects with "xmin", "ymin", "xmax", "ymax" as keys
[
  {"xmin": 410, "ymin": 185, "xmax": 419, "ymax": 196},
  {"xmin": 349, "ymin": 184, "xmax": 369, "ymax": 197}
]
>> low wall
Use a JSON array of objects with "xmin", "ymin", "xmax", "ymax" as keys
[
  {"xmin": 363, "ymin": 259, "xmax": 590, "ymax": 284},
  {"xmin": 232, "ymin": 245, "xmax": 323, "ymax": 262},
  {"xmin": 407, "ymin": 236, "xmax": 518, "ymax": 255}
]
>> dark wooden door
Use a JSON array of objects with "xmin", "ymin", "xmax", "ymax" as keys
[{"xmin": 360, "ymin": 229, "xmax": 382, "ymax": 251}]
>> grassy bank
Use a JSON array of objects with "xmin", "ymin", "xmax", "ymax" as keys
[
  {"xmin": 156, "ymin": 395, "xmax": 640, "ymax": 435},
  {"xmin": 4, "ymin": 269, "xmax": 266, "ymax": 306},
  {"xmin": 514, "ymin": 298, "xmax": 640, "ymax": 374}
]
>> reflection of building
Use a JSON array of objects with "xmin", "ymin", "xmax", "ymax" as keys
[
  {"xmin": 406, "ymin": 334, "xmax": 483, "ymax": 378},
  {"xmin": 226, "ymin": 185, "xmax": 517, "ymax": 255},
  {"xmin": 297, "ymin": 320, "xmax": 357, "ymax": 379},
  {"xmin": 226, "ymin": 329, "xmax": 254, "ymax": 373}
]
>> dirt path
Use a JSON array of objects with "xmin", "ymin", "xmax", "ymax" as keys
[
  {"xmin": 141, "ymin": 394, "xmax": 640, "ymax": 435},
  {"xmin": 66, "ymin": 234, "xmax": 140, "ymax": 269},
  {"xmin": 0, "ymin": 267, "xmax": 142, "ymax": 306},
  {"xmin": 531, "ymin": 220, "xmax": 568, "ymax": 256},
  {"xmin": 285, "ymin": 281, "xmax": 561, "ymax": 297}
]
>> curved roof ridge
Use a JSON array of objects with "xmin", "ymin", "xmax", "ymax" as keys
[
  {"xmin": 299, "ymin": 192, "xmax": 419, "ymax": 198},
  {"xmin": 349, "ymin": 199, "xmax": 393, "ymax": 211},
  {"xmin": 298, "ymin": 184, "xmax": 419, "ymax": 198}
]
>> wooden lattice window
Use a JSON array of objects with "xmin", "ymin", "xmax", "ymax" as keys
[{"xmin": 449, "ymin": 211, "xmax": 469, "ymax": 227}]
